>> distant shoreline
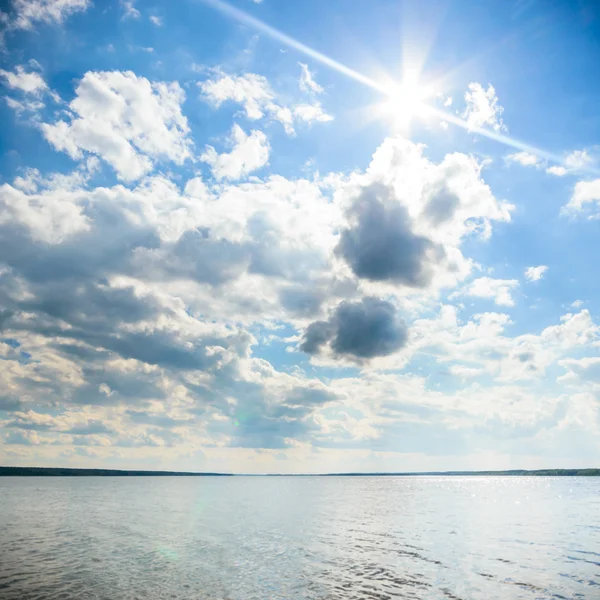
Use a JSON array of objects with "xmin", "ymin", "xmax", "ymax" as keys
[{"xmin": 1, "ymin": 466, "xmax": 599, "ymax": 477}]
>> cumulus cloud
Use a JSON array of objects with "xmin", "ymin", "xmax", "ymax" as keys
[
  {"xmin": 1, "ymin": 102, "xmax": 595, "ymax": 468},
  {"xmin": 334, "ymin": 137, "xmax": 512, "ymax": 292},
  {"xmin": 149, "ymin": 15, "xmax": 162, "ymax": 26},
  {"xmin": 464, "ymin": 277, "xmax": 519, "ymax": 306},
  {"xmin": 547, "ymin": 150, "xmax": 594, "ymax": 177},
  {"xmin": 565, "ymin": 150, "xmax": 593, "ymax": 170},
  {"xmin": 0, "ymin": 65, "xmax": 48, "ymax": 95},
  {"xmin": 506, "ymin": 151, "xmax": 539, "ymax": 167},
  {"xmin": 41, "ymin": 71, "xmax": 193, "ymax": 181},
  {"xmin": 293, "ymin": 103, "xmax": 333, "ymax": 124},
  {"xmin": 10, "ymin": 0, "xmax": 90, "ymax": 30},
  {"xmin": 198, "ymin": 70, "xmax": 332, "ymax": 135},
  {"xmin": 524, "ymin": 265, "xmax": 548, "ymax": 281},
  {"xmin": 463, "ymin": 82, "xmax": 505, "ymax": 131},
  {"xmin": 201, "ymin": 124, "xmax": 270, "ymax": 181},
  {"xmin": 562, "ymin": 179, "xmax": 600, "ymax": 217},
  {"xmin": 546, "ymin": 165, "xmax": 567, "ymax": 176},
  {"xmin": 300, "ymin": 297, "xmax": 408, "ymax": 360},
  {"xmin": 337, "ymin": 182, "xmax": 442, "ymax": 287}
]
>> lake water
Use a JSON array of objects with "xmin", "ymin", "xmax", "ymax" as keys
[{"xmin": 0, "ymin": 476, "xmax": 598, "ymax": 599}]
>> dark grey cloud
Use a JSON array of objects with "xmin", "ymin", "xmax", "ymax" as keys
[
  {"xmin": 300, "ymin": 297, "xmax": 408, "ymax": 360},
  {"xmin": 285, "ymin": 386, "xmax": 337, "ymax": 406},
  {"xmin": 299, "ymin": 320, "xmax": 335, "ymax": 354},
  {"xmin": 0, "ymin": 395, "xmax": 22, "ymax": 412},
  {"xmin": 279, "ymin": 286, "xmax": 324, "ymax": 318},
  {"xmin": 336, "ymin": 183, "xmax": 443, "ymax": 286},
  {"xmin": 424, "ymin": 186, "xmax": 460, "ymax": 225},
  {"xmin": 164, "ymin": 230, "xmax": 249, "ymax": 286}
]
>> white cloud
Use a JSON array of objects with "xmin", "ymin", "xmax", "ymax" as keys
[
  {"xmin": 293, "ymin": 103, "xmax": 333, "ymax": 124},
  {"xmin": 200, "ymin": 72, "xmax": 283, "ymax": 118},
  {"xmin": 443, "ymin": 96, "xmax": 452, "ymax": 107},
  {"xmin": 149, "ymin": 15, "xmax": 162, "ymax": 26},
  {"xmin": 546, "ymin": 165, "xmax": 567, "ymax": 177},
  {"xmin": 4, "ymin": 111, "xmax": 598, "ymax": 469},
  {"xmin": 506, "ymin": 151, "xmax": 539, "ymax": 167},
  {"xmin": 448, "ymin": 365, "xmax": 483, "ymax": 378},
  {"xmin": 327, "ymin": 137, "xmax": 513, "ymax": 303},
  {"xmin": 0, "ymin": 175, "xmax": 91, "ymax": 244},
  {"xmin": 121, "ymin": 0, "xmax": 140, "ymax": 19},
  {"xmin": 524, "ymin": 265, "xmax": 548, "ymax": 281},
  {"xmin": 463, "ymin": 82, "xmax": 505, "ymax": 131},
  {"xmin": 201, "ymin": 124, "xmax": 270, "ymax": 181},
  {"xmin": 465, "ymin": 277, "xmax": 519, "ymax": 306},
  {"xmin": 199, "ymin": 71, "xmax": 332, "ymax": 135},
  {"xmin": 0, "ymin": 65, "xmax": 48, "ymax": 95},
  {"xmin": 298, "ymin": 63, "xmax": 323, "ymax": 95},
  {"xmin": 572, "ymin": 300, "xmax": 584, "ymax": 309},
  {"xmin": 565, "ymin": 150, "xmax": 593, "ymax": 170},
  {"xmin": 547, "ymin": 150, "xmax": 594, "ymax": 177},
  {"xmin": 11, "ymin": 0, "xmax": 90, "ymax": 30},
  {"xmin": 562, "ymin": 179, "xmax": 600, "ymax": 217},
  {"xmin": 5, "ymin": 96, "xmax": 45, "ymax": 117},
  {"xmin": 41, "ymin": 71, "xmax": 193, "ymax": 181}
]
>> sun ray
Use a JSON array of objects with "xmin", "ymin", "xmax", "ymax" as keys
[{"xmin": 200, "ymin": 0, "xmax": 599, "ymax": 175}]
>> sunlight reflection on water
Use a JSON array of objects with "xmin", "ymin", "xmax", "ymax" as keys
[{"xmin": 0, "ymin": 476, "xmax": 598, "ymax": 599}]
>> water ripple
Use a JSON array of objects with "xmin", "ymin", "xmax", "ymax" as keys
[{"xmin": 0, "ymin": 476, "xmax": 598, "ymax": 599}]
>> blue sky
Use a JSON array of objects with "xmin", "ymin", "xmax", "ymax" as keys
[{"xmin": 0, "ymin": 0, "xmax": 599, "ymax": 473}]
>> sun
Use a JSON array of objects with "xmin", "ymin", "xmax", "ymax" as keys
[{"xmin": 380, "ymin": 74, "xmax": 437, "ymax": 130}]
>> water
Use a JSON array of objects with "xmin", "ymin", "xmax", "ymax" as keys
[{"xmin": 0, "ymin": 476, "xmax": 598, "ymax": 599}]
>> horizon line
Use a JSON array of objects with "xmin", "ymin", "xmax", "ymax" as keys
[{"xmin": 1, "ymin": 465, "xmax": 598, "ymax": 476}]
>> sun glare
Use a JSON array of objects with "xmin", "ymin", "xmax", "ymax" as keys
[{"xmin": 381, "ymin": 75, "xmax": 436, "ymax": 130}]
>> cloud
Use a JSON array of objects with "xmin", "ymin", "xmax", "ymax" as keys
[
  {"xmin": 565, "ymin": 150, "xmax": 593, "ymax": 170},
  {"xmin": 292, "ymin": 103, "xmax": 333, "ymax": 124},
  {"xmin": 558, "ymin": 356, "xmax": 600, "ymax": 385},
  {"xmin": 464, "ymin": 277, "xmax": 519, "ymax": 306},
  {"xmin": 2, "ymin": 92, "xmax": 596, "ymax": 468},
  {"xmin": 41, "ymin": 71, "xmax": 193, "ymax": 181},
  {"xmin": 546, "ymin": 165, "xmax": 567, "ymax": 177},
  {"xmin": 298, "ymin": 63, "xmax": 323, "ymax": 95},
  {"xmin": 335, "ymin": 137, "xmax": 512, "ymax": 291},
  {"xmin": 524, "ymin": 265, "xmax": 548, "ymax": 281},
  {"xmin": 149, "ymin": 15, "xmax": 162, "ymax": 26},
  {"xmin": 0, "ymin": 65, "xmax": 48, "ymax": 95},
  {"xmin": 506, "ymin": 151, "xmax": 539, "ymax": 167},
  {"xmin": 300, "ymin": 297, "xmax": 408, "ymax": 360},
  {"xmin": 463, "ymin": 82, "xmax": 505, "ymax": 131},
  {"xmin": 337, "ymin": 182, "xmax": 442, "ymax": 287},
  {"xmin": 547, "ymin": 150, "xmax": 594, "ymax": 177},
  {"xmin": 121, "ymin": 0, "xmax": 140, "ymax": 19},
  {"xmin": 4, "ymin": 429, "xmax": 41, "ymax": 445},
  {"xmin": 10, "ymin": 0, "xmax": 90, "ymax": 30},
  {"xmin": 199, "ymin": 71, "xmax": 293, "ymax": 131},
  {"xmin": 562, "ymin": 179, "xmax": 600, "ymax": 217},
  {"xmin": 198, "ymin": 70, "xmax": 332, "ymax": 135},
  {"xmin": 201, "ymin": 124, "xmax": 270, "ymax": 181},
  {"xmin": 279, "ymin": 286, "xmax": 325, "ymax": 318}
]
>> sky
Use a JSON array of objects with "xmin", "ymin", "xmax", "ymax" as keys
[{"xmin": 0, "ymin": 0, "xmax": 599, "ymax": 474}]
